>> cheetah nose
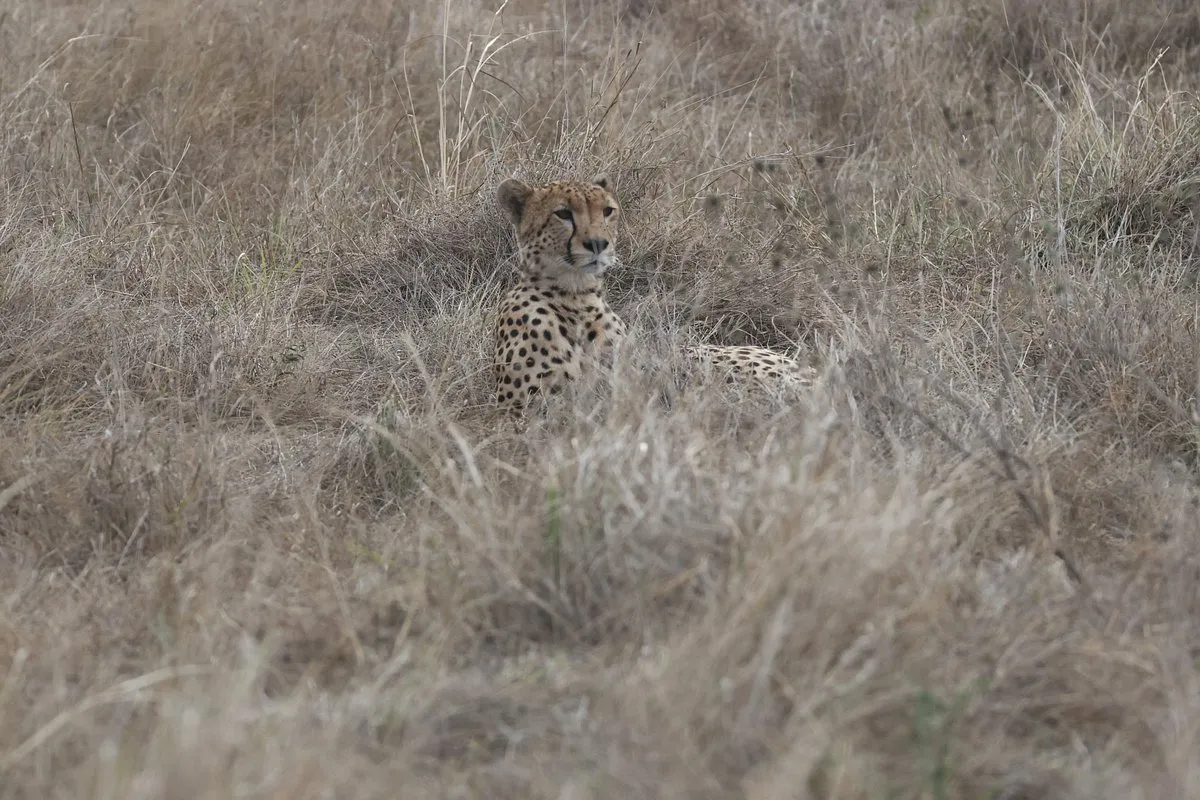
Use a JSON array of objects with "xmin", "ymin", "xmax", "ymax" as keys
[{"xmin": 584, "ymin": 238, "xmax": 609, "ymax": 254}]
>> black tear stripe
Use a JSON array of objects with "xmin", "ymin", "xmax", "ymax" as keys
[{"xmin": 563, "ymin": 218, "xmax": 575, "ymax": 265}]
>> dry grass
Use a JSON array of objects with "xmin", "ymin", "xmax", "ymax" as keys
[{"xmin": 3, "ymin": 0, "xmax": 1200, "ymax": 797}]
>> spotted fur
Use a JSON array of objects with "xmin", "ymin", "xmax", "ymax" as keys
[{"xmin": 683, "ymin": 343, "xmax": 819, "ymax": 394}]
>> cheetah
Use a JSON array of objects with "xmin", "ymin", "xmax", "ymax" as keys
[
  {"xmin": 492, "ymin": 175, "xmax": 628, "ymax": 413},
  {"xmin": 492, "ymin": 175, "xmax": 817, "ymax": 413}
]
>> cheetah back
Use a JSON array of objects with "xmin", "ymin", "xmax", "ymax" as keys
[{"xmin": 684, "ymin": 343, "xmax": 818, "ymax": 393}]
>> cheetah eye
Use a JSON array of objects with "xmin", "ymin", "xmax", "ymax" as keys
[
  {"xmin": 553, "ymin": 208, "xmax": 574, "ymax": 221},
  {"xmin": 603, "ymin": 206, "xmax": 616, "ymax": 217}
]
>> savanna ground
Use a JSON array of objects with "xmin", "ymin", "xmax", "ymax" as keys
[{"xmin": 3, "ymin": 0, "xmax": 1200, "ymax": 797}]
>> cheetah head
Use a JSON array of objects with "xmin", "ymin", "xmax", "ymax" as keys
[{"xmin": 497, "ymin": 175, "xmax": 620, "ymax": 287}]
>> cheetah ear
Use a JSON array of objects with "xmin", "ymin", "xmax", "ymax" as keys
[
  {"xmin": 497, "ymin": 178, "xmax": 533, "ymax": 225},
  {"xmin": 591, "ymin": 173, "xmax": 609, "ymax": 190}
]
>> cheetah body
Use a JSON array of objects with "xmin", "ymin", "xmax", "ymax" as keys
[
  {"xmin": 492, "ymin": 176, "xmax": 816, "ymax": 413},
  {"xmin": 684, "ymin": 343, "xmax": 818, "ymax": 393}
]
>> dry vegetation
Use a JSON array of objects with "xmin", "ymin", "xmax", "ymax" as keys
[{"xmin": 4, "ymin": 0, "xmax": 1200, "ymax": 796}]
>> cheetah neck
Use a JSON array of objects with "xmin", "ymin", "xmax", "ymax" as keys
[{"xmin": 523, "ymin": 273, "xmax": 606, "ymax": 298}]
